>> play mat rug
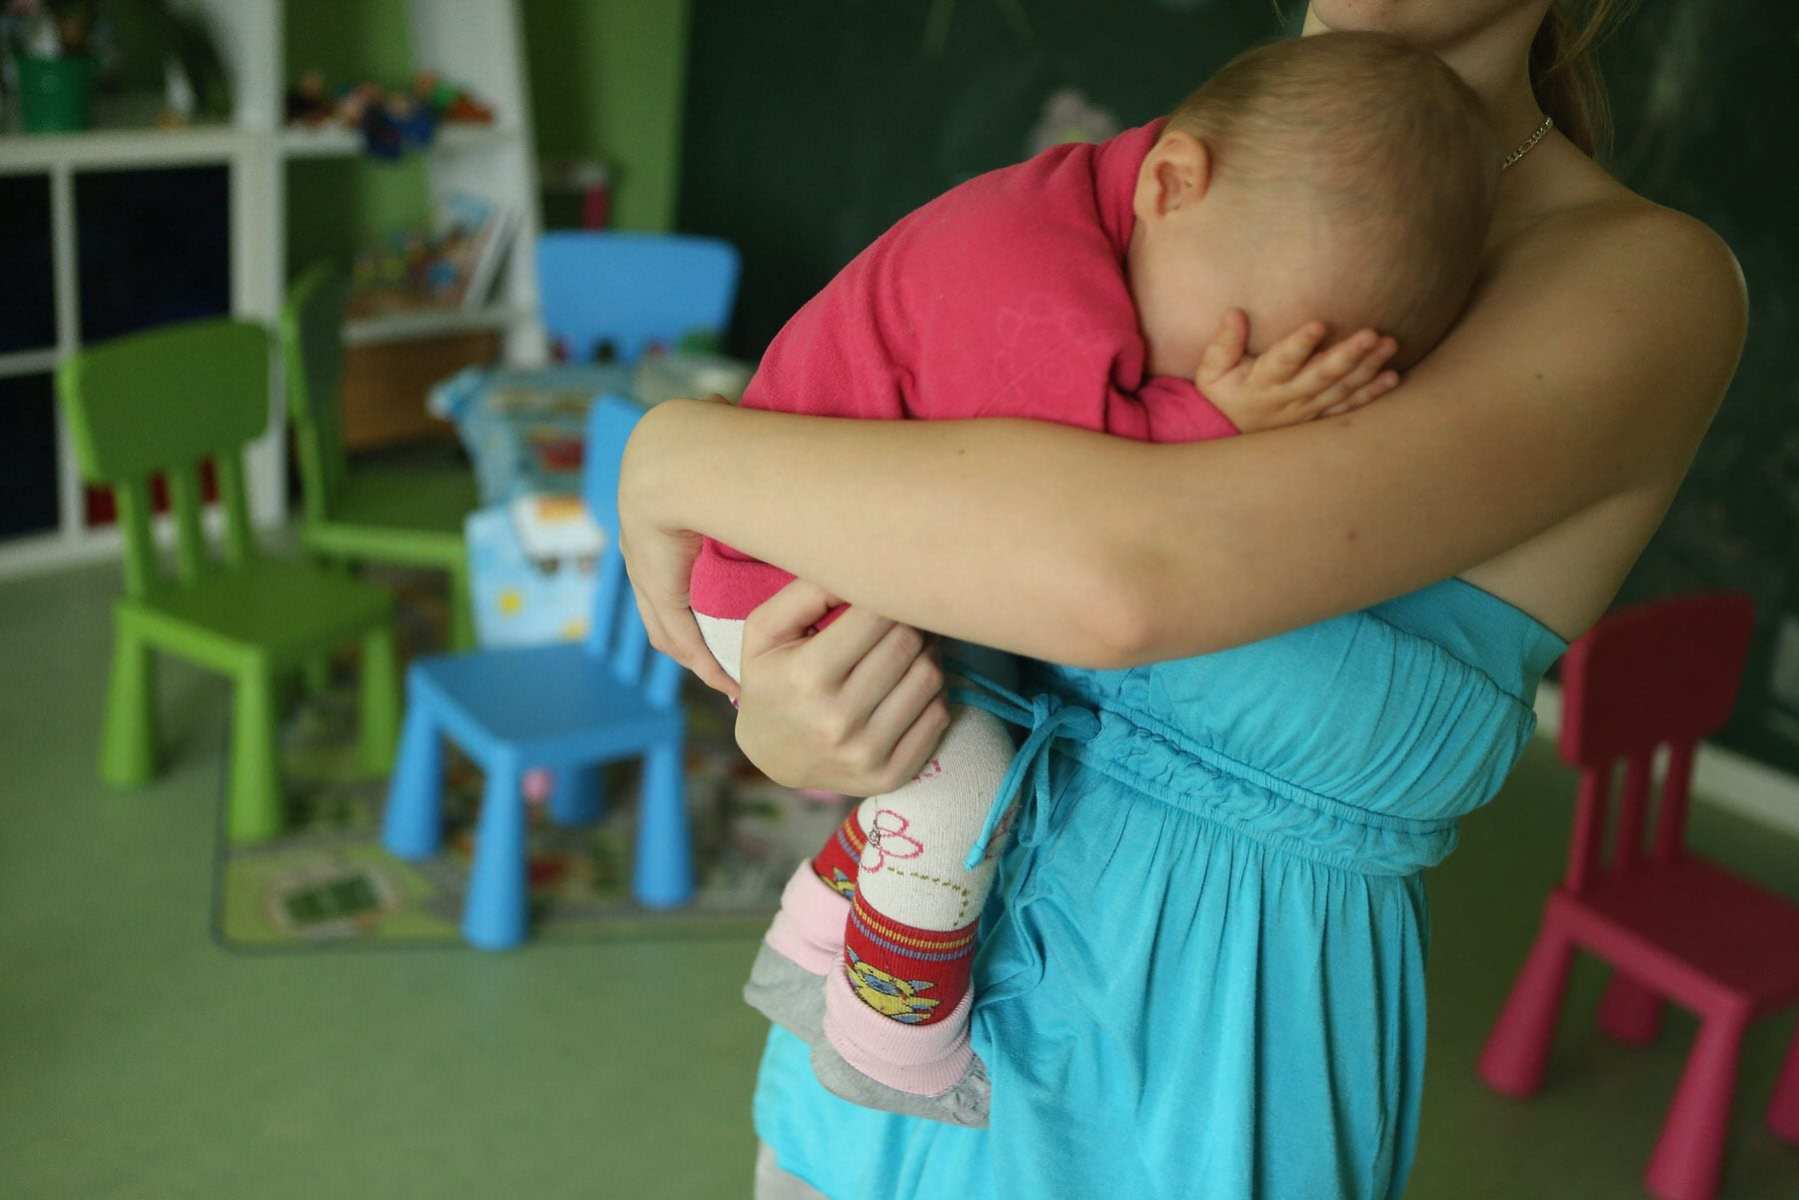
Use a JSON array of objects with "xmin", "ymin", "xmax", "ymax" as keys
[{"xmin": 211, "ymin": 569, "xmax": 845, "ymax": 951}]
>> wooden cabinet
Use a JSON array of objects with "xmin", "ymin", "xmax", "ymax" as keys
[{"xmin": 340, "ymin": 332, "xmax": 501, "ymax": 450}]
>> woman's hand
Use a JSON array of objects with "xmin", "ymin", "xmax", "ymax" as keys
[
  {"xmin": 618, "ymin": 395, "xmax": 740, "ymax": 698},
  {"xmin": 734, "ymin": 580, "xmax": 951, "ymax": 796}
]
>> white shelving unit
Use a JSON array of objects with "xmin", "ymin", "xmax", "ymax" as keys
[
  {"xmin": 0, "ymin": 0, "xmax": 544, "ymax": 578},
  {"xmin": 279, "ymin": 121, "xmax": 522, "ymax": 159},
  {"xmin": 342, "ymin": 304, "xmax": 535, "ymax": 348}
]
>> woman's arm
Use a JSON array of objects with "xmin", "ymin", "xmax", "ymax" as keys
[{"xmin": 624, "ymin": 204, "xmax": 1745, "ymax": 667}]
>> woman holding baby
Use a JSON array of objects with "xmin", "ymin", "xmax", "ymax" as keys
[{"xmin": 622, "ymin": 2, "xmax": 1742, "ymax": 1197}]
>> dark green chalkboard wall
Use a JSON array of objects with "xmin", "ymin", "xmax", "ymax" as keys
[
  {"xmin": 677, "ymin": 0, "xmax": 1799, "ymax": 779},
  {"xmin": 1593, "ymin": 2, "xmax": 1799, "ymax": 780}
]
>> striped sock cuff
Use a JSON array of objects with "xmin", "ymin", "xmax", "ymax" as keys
[
  {"xmin": 840, "ymin": 893, "xmax": 978, "ymax": 1026},
  {"xmin": 810, "ymin": 810, "xmax": 866, "ymax": 897}
]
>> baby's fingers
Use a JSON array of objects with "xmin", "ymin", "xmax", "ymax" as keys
[
  {"xmin": 1194, "ymin": 308, "xmax": 1250, "ymax": 387},
  {"xmin": 1304, "ymin": 336, "xmax": 1397, "ymax": 411},
  {"xmin": 1250, "ymin": 320, "xmax": 1330, "ymax": 384},
  {"xmin": 1319, "ymin": 370, "xmax": 1401, "ymax": 418},
  {"xmin": 1290, "ymin": 330, "xmax": 1389, "ymax": 396}
]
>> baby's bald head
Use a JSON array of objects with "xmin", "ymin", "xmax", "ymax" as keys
[{"xmin": 1166, "ymin": 32, "xmax": 1501, "ymax": 365}]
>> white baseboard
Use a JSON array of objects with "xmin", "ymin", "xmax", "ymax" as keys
[
  {"xmin": 0, "ymin": 512, "xmax": 290, "ymax": 584},
  {"xmin": 0, "ymin": 530, "xmax": 125, "ymax": 581},
  {"xmin": 1533, "ymin": 681, "xmax": 1799, "ymax": 839}
]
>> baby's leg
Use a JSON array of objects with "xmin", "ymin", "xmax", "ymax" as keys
[
  {"xmin": 813, "ymin": 691, "xmax": 1017, "ymax": 1121},
  {"xmin": 695, "ymin": 614, "xmax": 869, "ymax": 1042}
]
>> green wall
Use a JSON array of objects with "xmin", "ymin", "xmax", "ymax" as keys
[
  {"xmin": 284, "ymin": 0, "xmax": 691, "ymax": 277},
  {"xmin": 524, "ymin": 0, "xmax": 691, "ymax": 234},
  {"xmin": 284, "ymin": 0, "xmax": 429, "ymax": 277}
]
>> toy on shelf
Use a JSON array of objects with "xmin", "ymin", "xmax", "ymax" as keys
[
  {"xmin": 347, "ymin": 190, "xmax": 517, "ymax": 317},
  {"xmin": 416, "ymin": 69, "xmax": 492, "ymax": 124},
  {"xmin": 283, "ymin": 67, "xmax": 330, "ymax": 124},
  {"xmin": 2, "ymin": 0, "xmax": 99, "ymax": 60},
  {"xmin": 2, "ymin": 0, "xmax": 104, "ymax": 133},
  {"xmin": 284, "ymin": 68, "xmax": 496, "ymax": 159},
  {"xmin": 148, "ymin": 0, "xmax": 229, "ymax": 127}
]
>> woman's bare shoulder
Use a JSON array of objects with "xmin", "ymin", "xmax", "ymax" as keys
[
  {"xmin": 1500, "ymin": 163, "xmax": 1743, "ymax": 340},
  {"xmin": 1458, "ymin": 176, "xmax": 1748, "ymax": 641}
]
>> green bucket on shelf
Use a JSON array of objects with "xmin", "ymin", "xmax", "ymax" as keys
[{"xmin": 15, "ymin": 55, "xmax": 96, "ymax": 133}]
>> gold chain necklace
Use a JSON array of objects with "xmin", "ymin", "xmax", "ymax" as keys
[{"xmin": 1502, "ymin": 114, "xmax": 1554, "ymax": 171}]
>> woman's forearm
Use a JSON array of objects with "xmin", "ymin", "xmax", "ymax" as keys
[
  {"xmin": 632, "ymin": 399, "xmax": 1524, "ymax": 665},
  {"xmin": 629, "ymin": 400, "xmax": 1149, "ymax": 664}
]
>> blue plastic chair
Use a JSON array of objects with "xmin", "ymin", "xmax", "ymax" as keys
[
  {"xmin": 382, "ymin": 396, "xmax": 690, "ymax": 949},
  {"xmin": 536, "ymin": 231, "xmax": 741, "ymax": 364}
]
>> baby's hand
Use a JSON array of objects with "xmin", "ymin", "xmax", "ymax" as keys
[{"xmin": 1196, "ymin": 310, "xmax": 1400, "ymax": 434}]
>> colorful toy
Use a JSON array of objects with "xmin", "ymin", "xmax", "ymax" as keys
[
  {"xmin": 358, "ymin": 86, "xmax": 437, "ymax": 160},
  {"xmin": 348, "ymin": 190, "xmax": 511, "ymax": 314},
  {"xmin": 416, "ymin": 68, "xmax": 493, "ymax": 124},
  {"xmin": 284, "ymin": 67, "xmax": 330, "ymax": 124},
  {"xmin": 283, "ymin": 67, "xmax": 494, "ymax": 158},
  {"xmin": 465, "ymin": 494, "xmax": 604, "ymax": 649}
]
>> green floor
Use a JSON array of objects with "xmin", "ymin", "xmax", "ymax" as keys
[{"xmin": 2, "ymin": 560, "xmax": 1796, "ymax": 1198}]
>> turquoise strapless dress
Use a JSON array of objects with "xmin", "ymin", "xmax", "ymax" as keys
[{"xmin": 753, "ymin": 577, "xmax": 1568, "ymax": 1199}]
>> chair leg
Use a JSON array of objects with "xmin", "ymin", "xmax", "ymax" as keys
[
  {"xmin": 1766, "ymin": 1018, "xmax": 1799, "ymax": 1144},
  {"xmin": 383, "ymin": 701, "xmax": 445, "ymax": 859},
  {"xmin": 1478, "ymin": 923, "xmax": 1577, "ymax": 1098},
  {"xmin": 448, "ymin": 558, "xmax": 476, "ymax": 652},
  {"xmin": 1599, "ymin": 969, "xmax": 1665, "ymax": 1046},
  {"xmin": 549, "ymin": 764, "xmax": 606, "ymax": 826},
  {"xmin": 633, "ymin": 741, "xmax": 693, "ymax": 909},
  {"xmin": 100, "ymin": 627, "xmax": 157, "ymax": 787},
  {"xmin": 463, "ymin": 753, "xmax": 529, "ymax": 950},
  {"xmin": 357, "ymin": 626, "xmax": 400, "ymax": 775},
  {"xmin": 300, "ymin": 554, "xmax": 340, "ymax": 695},
  {"xmin": 228, "ymin": 665, "xmax": 284, "ymax": 844},
  {"xmin": 1645, "ymin": 1010, "xmax": 1748, "ymax": 1200}
]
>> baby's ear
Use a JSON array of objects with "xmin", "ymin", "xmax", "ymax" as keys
[{"xmin": 1136, "ymin": 130, "xmax": 1213, "ymax": 221}]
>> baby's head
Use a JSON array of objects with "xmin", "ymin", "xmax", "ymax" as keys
[{"xmin": 1129, "ymin": 32, "xmax": 1500, "ymax": 376}]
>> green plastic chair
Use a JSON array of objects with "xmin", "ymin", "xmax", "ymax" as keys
[
  {"xmin": 58, "ymin": 319, "xmax": 401, "ymax": 844},
  {"xmin": 280, "ymin": 264, "xmax": 479, "ymax": 651}
]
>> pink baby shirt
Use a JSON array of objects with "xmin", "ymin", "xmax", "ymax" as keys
[{"xmin": 689, "ymin": 119, "xmax": 1239, "ymax": 621}]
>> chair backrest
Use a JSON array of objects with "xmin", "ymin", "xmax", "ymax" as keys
[
  {"xmin": 57, "ymin": 318, "xmax": 270, "ymax": 598},
  {"xmin": 537, "ymin": 231, "xmax": 740, "ymax": 365},
  {"xmin": 581, "ymin": 396, "xmax": 684, "ymax": 709},
  {"xmin": 1556, "ymin": 591, "xmax": 1756, "ymax": 891},
  {"xmin": 279, "ymin": 262, "xmax": 353, "ymax": 523}
]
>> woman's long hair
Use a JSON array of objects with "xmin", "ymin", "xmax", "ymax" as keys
[
  {"xmin": 1531, "ymin": 0, "xmax": 1634, "ymax": 161},
  {"xmin": 1274, "ymin": 2, "xmax": 1635, "ymax": 162}
]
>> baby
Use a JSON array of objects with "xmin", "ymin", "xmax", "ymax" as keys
[{"xmin": 687, "ymin": 31, "xmax": 1499, "ymax": 1125}]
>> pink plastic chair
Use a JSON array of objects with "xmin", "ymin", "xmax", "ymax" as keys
[{"xmin": 1478, "ymin": 591, "xmax": 1799, "ymax": 1200}]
